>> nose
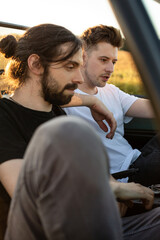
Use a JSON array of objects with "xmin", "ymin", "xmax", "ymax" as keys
[
  {"xmin": 105, "ymin": 61, "xmax": 114, "ymax": 73},
  {"xmin": 72, "ymin": 69, "xmax": 84, "ymax": 85}
]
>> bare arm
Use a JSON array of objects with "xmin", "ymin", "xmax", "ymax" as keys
[
  {"xmin": 62, "ymin": 93, "xmax": 117, "ymax": 139},
  {"xmin": 0, "ymin": 159, "xmax": 23, "ymax": 197},
  {"xmin": 126, "ymin": 98, "xmax": 155, "ymax": 118},
  {"xmin": 109, "ymin": 177, "xmax": 154, "ymax": 210},
  {"xmin": 62, "ymin": 93, "xmax": 87, "ymax": 108}
]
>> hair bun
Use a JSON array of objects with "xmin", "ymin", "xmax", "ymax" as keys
[{"xmin": 0, "ymin": 35, "xmax": 17, "ymax": 58}]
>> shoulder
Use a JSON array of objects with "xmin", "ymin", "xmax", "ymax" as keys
[
  {"xmin": 0, "ymin": 98, "xmax": 13, "ymax": 109},
  {"xmin": 105, "ymin": 84, "xmax": 133, "ymax": 98},
  {"xmin": 106, "ymin": 83, "xmax": 121, "ymax": 92},
  {"xmin": 0, "ymin": 98, "xmax": 11, "ymax": 117},
  {"xmin": 0, "ymin": 98, "xmax": 8, "ymax": 105},
  {"xmin": 101, "ymin": 83, "xmax": 120, "ymax": 92},
  {"xmin": 0, "ymin": 98, "xmax": 21, "ymax": 121},
  {"xmin": 52, "ymin": 105, "xmax": 66, "ymax": 116},
  {"xmin": 97, "ymin": 83, "xmax": 121, "ymax": 96}
]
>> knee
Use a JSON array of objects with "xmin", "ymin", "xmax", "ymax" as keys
[
  {"xmin": 34, "ymin": 115, "xmax": 109, "ymax": 173},
  {"xmin": 37, "ymin": 115, "xmax": 98, "ymax": 147}
]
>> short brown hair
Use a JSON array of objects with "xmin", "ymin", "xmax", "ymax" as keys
[{"xmin": 80, "ymin": 25, "xmax": 123, "ymax": 51}]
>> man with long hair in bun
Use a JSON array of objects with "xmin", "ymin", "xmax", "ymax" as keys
[
  {"xmin": 0, "ymin": 23, "xmax": 120, "ymax": 240},
  {"xmin": 0, "ymin": 24, "xmax": 160, "ymax": 240}
]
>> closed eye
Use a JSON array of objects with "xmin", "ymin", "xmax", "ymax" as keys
[
  {"xmin": 64, "ymin": 61, "xmax": 80, "ymax": 71},
  {"xmin": 66, "ymin": 65, "xmax": 74, "ymax": 70}
]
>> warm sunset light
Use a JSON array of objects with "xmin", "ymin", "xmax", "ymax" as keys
[
  {"xmin": 0, "ymin": 0, "xmax": 159, "ymax": 95},
  {"xmin": 0, "ymin": 0, "xmax": 159, "ymax": 37},
  {"xmin": 0, "ymin": 0, "xmax": 120, "ymax": 36},
  {"xmin": 0, "ymin": 0, "xmax": 160, "ymax": 36}
]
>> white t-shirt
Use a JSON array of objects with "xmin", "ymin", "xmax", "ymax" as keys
[{"xmin": 64, "ymin": 84, "xmax": 141, "ymax": 180}]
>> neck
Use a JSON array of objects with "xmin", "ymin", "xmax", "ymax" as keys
[
  {"xmin": 79, "ymin": 70, "xmax": 98, "ymax": 95},
  {"xmin": 78, "ymin": 83, "xmax": 98, "ymax": 95},
  {"xmin": 11, "ymin": 83, "xmax": 52, "ymax": 112}
]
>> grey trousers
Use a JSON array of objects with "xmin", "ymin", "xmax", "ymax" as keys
[
  {"xmin": 5, "ymin": 116, "xmax": 122, "ymax": 240},
  {"xmin": 122, "ymin": 207, "xmax": 160, "ymax": 240},
  {"xmin": 5, "ymin": 116, "xmax": 160, "ymax": 240}
]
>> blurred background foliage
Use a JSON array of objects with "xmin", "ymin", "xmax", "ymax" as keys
[{"xmin": 0, "ymin": 37, "xmax": 146, "ymax": 96}]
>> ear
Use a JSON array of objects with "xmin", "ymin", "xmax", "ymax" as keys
[
  {"xmin": 82, "ymin": 51, "xmax": 88, "ymax": 67},
  {"xmin": 27, "ymin": 54, "xmax": 44, "ymax": 75}
]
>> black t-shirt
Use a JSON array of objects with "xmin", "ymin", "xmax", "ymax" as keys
[
  {"xmin": 0, "ymin": 98, "xmax": 65, "ymax": 164},
  {"xmin": 0, "ymin": 98, "xmax": 66, "ymax": 239}
]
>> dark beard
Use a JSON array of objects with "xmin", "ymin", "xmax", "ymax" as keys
[
  {"xmin": 44, "ymin": 90, "xmax": 73, "ymax": 105},
  {"xmin": 41, "ymin": 74, "xmax": 77, "ymax": 105}
]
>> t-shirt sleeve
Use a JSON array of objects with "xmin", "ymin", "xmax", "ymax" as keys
[
  {"xmin": 0, "ymin": 114, "xmax": 26, "ymax": 164},
  {"xmin": 118, "ymin": 88, "xmax": 138, "ymax": 123}
]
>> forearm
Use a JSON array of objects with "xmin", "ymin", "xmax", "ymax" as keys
[
  {"xmin": 63, "ymin": 93, "xmax": 117, "ymax": 139},
  {"xmin": 109, "ymin": 178, "xmax": 154, "ymax": 210},
  {"xmin": 62, "ymin": 93, "xmax": 96, "ymax": 108},
  {"xmin": 126, "ymin": 98, "xmax": 155, "ymax": 118},
  {"xmin": 109, "ymin": 176, "xmax": 121, "ymax": 198}
]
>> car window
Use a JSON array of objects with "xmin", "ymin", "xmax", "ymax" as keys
[
  {"xmin": 0, "ymin": 25, "xmax": 25, "ymax": 96},
  {"xmin": 0, "ymin": 0, "xmax": 159, "ymax": 99},
  {"xmin": 0, "ymin": 29, "xmax": 147, "ymax": 97},
  {"xmin": 0, "ymin": 38, "xmax": 10, "ymax": 94},
  {"xmin": 109, "ymin": 0, "xmax": 160, "ymax": 127},
  {"xmin": 108, "ymin": 0, "xmax": 160, "ymax": 97},
  {"xmin": 108, "ymin": 48, "xmax": 146, "ymax": 96}
]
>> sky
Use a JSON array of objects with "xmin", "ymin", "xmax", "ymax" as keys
[
  {"xmin": 0, "ymin": 0, "xmax": 119, "ymax": 35},
  {"xmin": 0, "ymin": 0, "xmax": 159, "ymax": 37}
]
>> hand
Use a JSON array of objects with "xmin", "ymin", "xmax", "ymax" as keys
[
  {"xmin": 117, "ymin": 201, "xmax": 132, "ymax": 217},
  {"xmin": 63, "ymin": 93, "xmax": 117, "ymax": 138},
  {"xmin": 89, "ymin": 98, "xmax": 117, "ymax": 139},
  {"xmin": 110, "ymin": 181, "xmax": 154, "ymax": 210}
]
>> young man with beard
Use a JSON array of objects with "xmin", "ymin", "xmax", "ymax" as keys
[
  {"xmin": 0, "ymin": 23, "xmax": 118, "ymax": 239},
  {"xmin": 1, "ymin": 24, "xmax": 160, "ymax": 240},
  {"xmin": 0, "ymin": 25, "xmax": 118, "ymax": 198},
  {"xmin": 65, "ymin": 24, "xmax": 160, "ymax": 187}
]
